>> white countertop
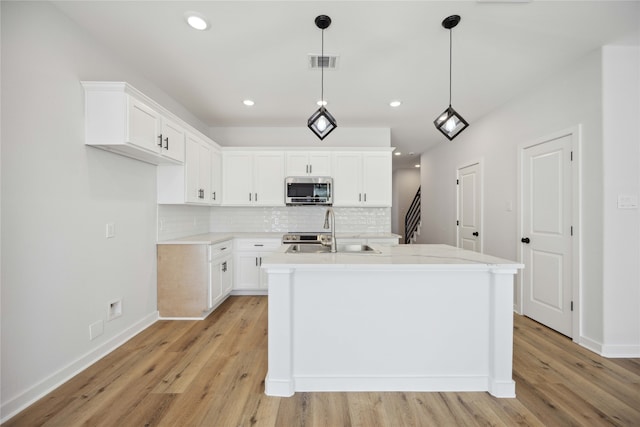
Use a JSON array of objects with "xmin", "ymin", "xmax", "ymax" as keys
[
  {"xmin": 262, "ymin": 244, "xmax": 523, "ymax": 271},
  {"xmin": 157, "ymin": 232, "xmax": 401, "ymax": 245}
]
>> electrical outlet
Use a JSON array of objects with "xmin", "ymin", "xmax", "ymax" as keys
[
  {"xmin": 107, "ymin": 298, "xmax": 123, "ymax": 321},
  {"xmin": 106, "ymin": 222, "xmax": 115, "ymax": 238},
  {"xmin": 89, "ymin": 320, "xmax": 104, "ymax": 340}
]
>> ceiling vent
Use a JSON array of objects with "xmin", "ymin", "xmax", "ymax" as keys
[{"xmin": 308, "ymin": 54, "xmax": 339, "ymax": 70}]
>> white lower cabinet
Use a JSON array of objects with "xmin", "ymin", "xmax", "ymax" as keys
[
  {"xmin": 210, "ymin": 241, "xmax": 233, "ymax": 308},
  {"xmin": 157, "ymin": 240, "xmax": 232, "ymax": 319},
  {"xmin": 233, "ymin": 238, "xmax": 281, "ymax": 293}
]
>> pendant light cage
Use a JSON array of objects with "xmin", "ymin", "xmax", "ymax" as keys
[
  {"xmin": 433, "ymin": 15, "xmax": 468, "ymax": 141},
  {"xmin": 308, "ymin": 15, "xmax": 337, "ymax": 140}
]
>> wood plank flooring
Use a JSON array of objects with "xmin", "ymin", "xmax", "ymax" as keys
[{"xmin": 4, "ymin": 296, "xmax": 640, "ymax": 426}]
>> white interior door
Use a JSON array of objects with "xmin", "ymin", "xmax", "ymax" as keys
[
  {"xmin": 457, "ymin": 163, "xmax": 482, "ymax": 252},
  {"xmin": 522, "ymin": 134, "xmax": 573, "ymax": 337}
]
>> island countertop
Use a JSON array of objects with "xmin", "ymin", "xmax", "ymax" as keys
[{"xmin": 262, "ymin": 243, "xmax": 523, "ymax": 270}]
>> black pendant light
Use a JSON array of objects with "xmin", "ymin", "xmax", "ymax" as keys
[
  {"xmin": 308, "ymin": 15, "xmax": 337, "ymax": 140},
  {"xmin": 434, "ymin": 15, "xmax": 468, "ymax": 141}
]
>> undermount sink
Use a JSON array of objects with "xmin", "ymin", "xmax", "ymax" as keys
[{"xmin": 285, "ymin": 243, "xmax": 379, "ymax": 254}]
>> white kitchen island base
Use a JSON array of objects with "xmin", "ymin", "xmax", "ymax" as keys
[{"xmin": 262, "ymin": 245, "xmax": 523, "ymax": 398}]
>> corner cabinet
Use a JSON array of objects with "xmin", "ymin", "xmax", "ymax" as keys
[
  {"xmin": 157, "ymin": 133, "xmax": 219, "ymax": 205},
  {"xmin": 82, "ymin": 81, "xmax": 185, "ymax": 165},
  {"xmin": 222, "ymin": 151, "xmax": 285, "ymax": 206},
  {"xmin": 332, "ymin": 151, "xmax": 392, "ymax": 207}
]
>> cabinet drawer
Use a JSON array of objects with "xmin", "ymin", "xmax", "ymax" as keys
[
  {"xmin": 235, "ymin": 239, "xmax": 281, "ymax": 251},
  {"xmin": 210, "ymin": 240, "xmax": 233, "ymax": 258}
]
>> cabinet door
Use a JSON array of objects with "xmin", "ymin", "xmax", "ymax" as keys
[
  {"xmin": 210, "ymin": 149, "xmax": 222, "ymax": 205},
  {"xmin": 308, "ymin": 152, "xmax": 332, "ymax": 176},
  {"xmin": 234, "ymin": 252, "xmax": 261, "ymax": 290},
  {"xmin": 198, "ymin": 143, "xmax": 212, "ymax": 204},
  {"xmin": 222, "ymin": 152, "xmax": 253, "ymax": 205},
  {"xmin": 332, "ymin": 152, "xmax": 363, "ymax": 206},
  {"xmin": 210, "ymin": 259, "xmax": 223, "ymax": 309},
  {"xmin": 254, "ymin": 152, "xmax": 285, "ymax": 206},
  {"xmin": 127, "ymin": 97, "xmax": 161, "ymax": 153},
  {"xmin": 285, "ymin": 152, "xmax": 310, "ymax": 176},
  {"xmin": 221, "ymin": 255, "xmax": 233, "ymax": 295},
  {"xmin": 161, "ymin": 119, "xmax": 185, "ymax": 163},
  {"xmin": 362, "ymin": 152, "xmax": 392, "ymax": 206},
  {"xmin": 185, "ymin": 137, "xmax": 201, "ymax": 203}
]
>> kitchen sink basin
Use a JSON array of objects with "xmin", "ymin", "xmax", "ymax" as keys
[{"xmin": 285, "ymin": 243, "xmax": 379, "ymax": 254}]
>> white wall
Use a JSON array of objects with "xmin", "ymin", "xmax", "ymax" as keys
[
  {"xmin": 419, "ymin": 45, "xmax": 640, "ymax": 357},
  {"xmin": 392, "ymin": 168, "xmax": 420, "ymax": 243},
  {"xmin": 0, "ymin": 1, "xmax": 208, "ymax": 418},
  {"xmin": 419, "ymin": 49, "xmax": 606, "ymax": 349},
  {"xmin": 601, "ymin": 46, "xmax": 640, "ymax": 356}
]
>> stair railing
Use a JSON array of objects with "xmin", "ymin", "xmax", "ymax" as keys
[{"xmin": 404, "ymin": 186, "xmax": 421, "ymax": 244}]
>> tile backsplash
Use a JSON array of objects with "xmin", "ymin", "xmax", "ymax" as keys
[
  {"xmin": 210, "ymin": 206, "xmax": 391, "ymax": 233},
  {"xmin": 158, "ymin": 205, "xmax": 391, "ymax": 240}
]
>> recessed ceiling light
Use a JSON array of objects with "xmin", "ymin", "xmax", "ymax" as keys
[
  {"xmin": 415, "ymin": 164, "xmax": 421, "ymax": 168},
  {"xmin": 317, "ymin": 100, "xmax": 327, "ymax": 106},
  {"xmin": 390, "ymin": 100, "xmax": 402, "ymax": 108},
  {"xmin": 243, "ymin": 99, "xmax": 255, "ymax": 106},
  {"xmin": 394, "ymin": 152, "xmax": 402, "ymax": 156},
  {"xmin": 185, "ymin": 11, "xmax": 209, "ymax": 30}
]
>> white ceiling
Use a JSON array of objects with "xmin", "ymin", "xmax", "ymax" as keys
[{"xmin": 52, "ymin": 1, "xmax": 640, "ymax": 169}]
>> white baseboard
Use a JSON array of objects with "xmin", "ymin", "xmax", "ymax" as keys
[
  {"xmin": 1, "ymin": 311, "xmax": 159, "ymax": 423},
  {"xmin": 579, "ymin": 335, "xmax": 603, "ymax": 355},
  {"xmin": 600, "ymin": 344, "xmax": 640, "ymax": 358}
]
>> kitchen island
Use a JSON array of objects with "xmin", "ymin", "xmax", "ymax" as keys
[{"xmin": 261, "ymin": 244, "xmax": 523, "ymax": 398}]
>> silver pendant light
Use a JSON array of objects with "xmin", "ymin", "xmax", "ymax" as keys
[
  {"xmin": 308, "ymin": 15, "xmax": 337, "ymax": 140},
  {"xmin": 434, "ymin": 15, "xmax": 469, "ymax": 141}
]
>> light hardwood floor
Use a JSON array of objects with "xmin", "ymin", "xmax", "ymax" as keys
[{"xmin": 4, "ymin": 296, "xmax": 640, "ymax": 426}]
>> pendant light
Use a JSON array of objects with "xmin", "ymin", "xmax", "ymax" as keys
[
  {"xmin": 434, "ymin": 15, "xmax": 469, "ymax": 141},
  {"xmin": 308, "ymin": 15, "xmax": 337, "ymax": 140}
]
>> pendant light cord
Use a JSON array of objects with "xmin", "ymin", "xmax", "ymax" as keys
[
  {"xmin": 449, "ymin": 28, "xmax": 452, "ymax": 107},
  {"xmin": 321, "ymin": 28, "xmax": 325, "ymax": 106}
]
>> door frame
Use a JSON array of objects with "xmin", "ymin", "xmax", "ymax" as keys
[
  {"xmin": 516, "ymin": 125, "xmax": 582, "ymax": 342},
  {"xmin": 456, "ymin": 159, "xmax": 484, "ymax": 253}
]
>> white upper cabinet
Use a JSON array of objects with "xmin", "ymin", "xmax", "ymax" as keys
[
  {"xmin": 157, "ymin": 133, "xmax": 218, "ymax": 205},
  {"xmin": 210, "ymin": 148, "xmax": 222, "ymax": 205},
  {"xmin": 332, "ymin": 151, "xmax": 392, "ymax": 207},
  {"xmin": 286, "ymin": 151, "xmax": 331, "ymax": 176},
  {"xmin": 83, "ymin": 81, "xmax": 188, "ymax": 165},
  {"xmin": 222, "ymin": 150, "xmax": 285, "ymax": 206},
  {"xmin": 185, "ymin": 134, "xmax": 211, "ymax": 204},
  {"xmin": 160, "ymin": 118, "xmax": 186, "ymax": 163}
]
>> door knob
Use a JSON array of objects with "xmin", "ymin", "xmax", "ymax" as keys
[
  {"xmin": 521, "ymin": 237, "xmax": 530, "ymax": 244},
  {"xmin": 472, "ymin": 232, "xmax": 479, "ymax": 236}
]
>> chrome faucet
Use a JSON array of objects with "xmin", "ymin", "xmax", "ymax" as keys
[{"xmin": 323, "ymin": 207, "xmax": 337, "ymax": 253}]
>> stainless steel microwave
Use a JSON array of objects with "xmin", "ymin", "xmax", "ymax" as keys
[{"xmin": 285, "ymin": 176, "xmax": 333, "ymax": 205}]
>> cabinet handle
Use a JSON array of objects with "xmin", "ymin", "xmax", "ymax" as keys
[
  {"xmin": 212, "ymin": 191, "xmax": 216, "ymax": 200},
  {"xmin": 259, "ymin": 257, "xmax": 262, "ymax": 266},
  {"xmin": 249, "ymin": 193, "xmax": 252, "ymax": 202},
  {"xmin": 222, "ymin": 261, "xmax": 227, "ymax": 272},
  {"xmin": 163, "ymin": 136, "xmax": 169, "ymax": 150},
  {"xmin": 220, "ymin": 247, "xmax": 227, "ymax": 251},
  {"xmin": 157, "ymin": 134, "xmax": 163, "ymax": 147},
  {"xmin": 199, "ymin": 189, "xmax": 205, "ymax": 199},
  {"xmin": 359, "ymin": 193, "xmax": 362, "ymax": 202},
  {"xmin": 309, "ymin": 164, "xmax": 312, "ymax": 174},
  {"xmin": 255, "ymin": 257, "xmax": 258, "ymax": 266},
  {"xmin": 254, "ymin": 244, "xmax": 264, "ymax": 247},
  {"xmin": 364, "ymin": 193, "xmax": 367, "ymax": 202},
  {"xmin": 306, "ymin": 165, "xmax": 309, "ymax": 174}
]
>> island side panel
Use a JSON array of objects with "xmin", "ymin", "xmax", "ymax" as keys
[
  {"xmin": 265, "ymin": 268, "xmax": 295, "ymax": 397},
  {"xmin": 488, "ymin": 268, "xmax": 518, "ymax": 398}
]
